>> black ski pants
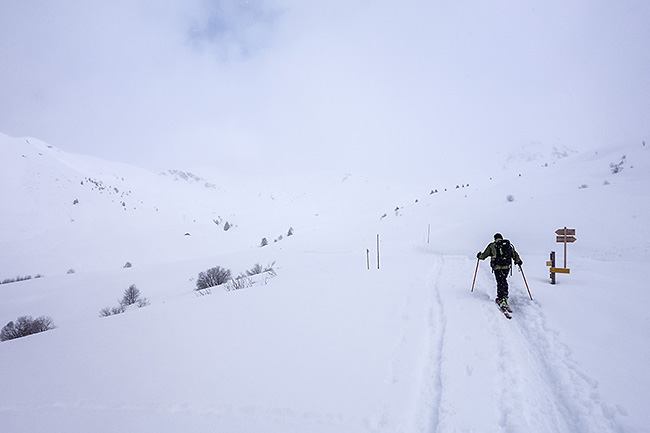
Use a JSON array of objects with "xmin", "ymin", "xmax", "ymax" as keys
[{"xmin": 494, "ymin": 267, "xmax": 510, "ymax": 301}]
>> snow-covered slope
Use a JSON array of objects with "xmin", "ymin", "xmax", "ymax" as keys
[{"xmin": 1, "ymin": 132, "xmax": 648, "ymax": 432}]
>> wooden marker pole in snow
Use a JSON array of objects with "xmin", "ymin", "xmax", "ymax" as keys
[
  {"xmin": 548, "ymin": 251, "xmax": 556, "ymax": 285},
  {"xmin": 366, "ymin": 249, "xmax": 370, "ymax": 270},
  {"xmin": 427, "ymin": 224, "xmax": 430, "ymax": 244},
  {"xmin": 377, "ymin": 234, "xmax": 380, "ymax": 269}
]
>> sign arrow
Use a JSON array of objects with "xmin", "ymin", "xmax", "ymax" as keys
[{"xmin": 550, "ymin": 267, "xmax": 571, "ymax": 274}]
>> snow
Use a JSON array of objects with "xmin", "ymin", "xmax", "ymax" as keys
[{"xmin": 1, "ymin": 131, "xmax": 648, "ymax": 432}]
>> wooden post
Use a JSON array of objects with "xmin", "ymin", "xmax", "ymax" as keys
[
  {"xmin": 427, "ymin": 224, "xmax": 430, "ymax": 244},
  {"xmin": 563, "ymin": 227, "xmax": 568, "ymax": 269},
  {"xmin": 555, "ymin": 227, "xmax": 576, "ymax": 272},
  {"xmin": 376, "ymin": 234, "xmax": 380, "ymax": 269},
  {"xmin": 366, "ymin": 249, "xmax": 370, "ymax": 270},
  {"xmin": 550, "ymin": 251, "xmax": 556, "ymax": 285}
]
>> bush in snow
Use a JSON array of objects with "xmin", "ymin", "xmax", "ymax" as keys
[
  {"xmin": 99, "ymin": 305, "xmax": 125, "ymax": 317},
  {"xmin": 121, "ymin": 284, "xmax": 149, "ymax": 307},
  {"xmin": 506, "ymin": 195, "xmax": 515, "ymax": 202},
  {"xmin": 123, "ymin": 262, "xmax": 132, "ymax": 268},
  {"xmin": 225, "ymin": 276, "xmax": 254, "ymax": 291},
  {"xmin": 1, "ymin": 275, "xmax": 34, "ymax": 285},
  {"xmin": 196, "ymin": 266, "xmax": 232, "ymax": 290},
  {"xmin": 245, "ymin": 262, "xmax": 277, "ymax": 277},
  {"xmin": 610, "ymin": 155, "xmax": 626, "ymax": 174},
  {"xmin": 260, "ymin": 237, "xmax": 269, "ymax": 247},
  {"xmin": 1, "ymin": 315, "xmax": 56, "ymax": 342},
  {"xmin": 100, "ymin": 284, "xmax": 149, "ymax": 317}
]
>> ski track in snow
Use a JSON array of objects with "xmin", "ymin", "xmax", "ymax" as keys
[
  {"xmin": 380, "ymin": 253, "xmax": 444, "ymax": 433},
  {"xmin": 416, "ymin": 253, "xmax": 629, "ymax": 433}
]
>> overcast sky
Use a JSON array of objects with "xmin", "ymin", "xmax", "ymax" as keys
[{"xmin": 1, "ymin": 0, "xmax": 649, "ymax": 181}]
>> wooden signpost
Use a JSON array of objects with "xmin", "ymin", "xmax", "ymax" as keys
[{"xmin": 548, "ymin": 227, "xmax": 576, "ymax": 284}]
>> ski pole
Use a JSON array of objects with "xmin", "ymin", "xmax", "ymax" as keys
[
  {"xmin": 471, "ymin": 258, "xmax": 479, "ymax": 292},
  {"xmin": 519, "ymin": 265, "xmax": 533, "ymax": 300}
]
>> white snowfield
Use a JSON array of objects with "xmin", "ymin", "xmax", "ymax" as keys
[{"xmin": 0, "ymin": 132, "xmax": 648, "ymax": 432}]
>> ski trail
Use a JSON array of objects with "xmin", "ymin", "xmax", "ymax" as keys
[
  {"xmin": 433, "ymin": 254, "xmax": 503, "ymax": 432},
  {"xmin": 509, "ymin": 294, "xmax": 629, "ymax": 433},
  {"xmin": 433, "ymin": 255, "xmax": 629, "ymax": 433},
  {"xmin": 391, "ymin": 253, "xmax": 446, "ymax": 433},
  {"xmin": 427, "ymin": 255, "xmax": 446, "ymax": 432}
]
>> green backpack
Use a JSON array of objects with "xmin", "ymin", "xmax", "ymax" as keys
[{"xmin": 493, "ymin": 239, "xmax": 513, "ymax": 267}]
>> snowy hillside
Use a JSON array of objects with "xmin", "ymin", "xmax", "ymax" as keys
[{"xmin": 1, "ymin": 132, "xmax": 649, "ymax": 432}]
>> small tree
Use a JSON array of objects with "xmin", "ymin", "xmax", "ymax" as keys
[
  {"xmin": 100, "ymin": 284, "xmax": 148, "ymax": 317},
  {"xmin": 260, "ymin": 237, "xmax": 268, "ymax": 247},
  {"xmin": 196, "ymin": 266, "xmax": 232, "ymax": 290},
  {"xmin": 121, "ymin": 284, "xmax": 141, "ymax": 306}
]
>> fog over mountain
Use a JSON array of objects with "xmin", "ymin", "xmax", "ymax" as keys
[{"xmin": 1, "ymin": 1, "xmax": 648, "ymax": 181}]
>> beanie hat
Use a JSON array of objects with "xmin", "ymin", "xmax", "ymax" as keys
[{"xmin": 494, "ymin": 233, "xmax": 503, "ymax": 240}]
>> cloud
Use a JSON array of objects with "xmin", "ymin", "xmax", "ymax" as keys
[
  {"xmin": 187, "ymin": 0, "xmax": 282, "ymax": 60},
  {"xmin": 1, "ymin": 1, "xmax": 649, "ymax": 181}
]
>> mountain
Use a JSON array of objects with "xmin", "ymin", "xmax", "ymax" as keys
[{"xmin": 1, "ymin": 132, "xmax": 648, "ymax": 432}]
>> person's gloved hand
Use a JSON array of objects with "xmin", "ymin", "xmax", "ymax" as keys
[
  {"xmin": 476, "ymin": 252, "xmax": 482, "ymax": 259},
  {"xmin": 516, "ymin": 260, "xmax": 523, "ymax": 266}
]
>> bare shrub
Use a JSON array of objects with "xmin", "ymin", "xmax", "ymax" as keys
[
  {"xmin": 226, "ymin": 276, "xmax": 254, "ymax": 291},
  {"xmin": 136, "ymin": 298, "xmax": 150, "ymax": 307},
  {"xmin": 99, "ymin": 307, "xmax": 113, "ymax": 317},
  {"xmin": 1, "ymin": 275, "xmax": 37, "ymax": 285},
  {"xmin": 100, "ymin": 284, "xmax": 149, "ymax": 317},
  {"xmin": 1, "ymin": 316, "xmax": 56, "ymax": 341},
  {"xmin": 246, "ymin": 263, "xmax": 264, "ymax": 276},
  {"xmin": 196, "ymin": 266, "xmax": 232, "ymax": 290},
  {"xmin": 246, "ymin": 262, "xmax": 277, "ymax": 277},
  {"xmin": 506, "ymin": 195, "xmax": 515, "ymax": 202},
  {"xmin": 121, "ymin": 284, "xmax": 142, "ymax": 306},
  {"xmin": 610, "ymin": 156, "xmax": 625, "ymax": 174}
]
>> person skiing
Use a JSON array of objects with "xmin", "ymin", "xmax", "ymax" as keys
[{"xmin": 477, "ymin": 233, "xmax": 523, "ymax": 311}]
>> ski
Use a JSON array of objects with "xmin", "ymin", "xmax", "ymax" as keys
[{"xmin": 496, "ymin": 300, "xmax": 512, "ymax": 319}]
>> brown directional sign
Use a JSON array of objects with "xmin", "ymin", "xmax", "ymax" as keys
[
  {"xmin": 550, "ymin": 268, "xmax": 570, "ymax": 274},
  {"xmin": 556, "ymin": 235, "xmax": 577, "ymax": 243},
  {"xmin": 555, "ymin": 228, "xmax": 576, "ymax": 236}
]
